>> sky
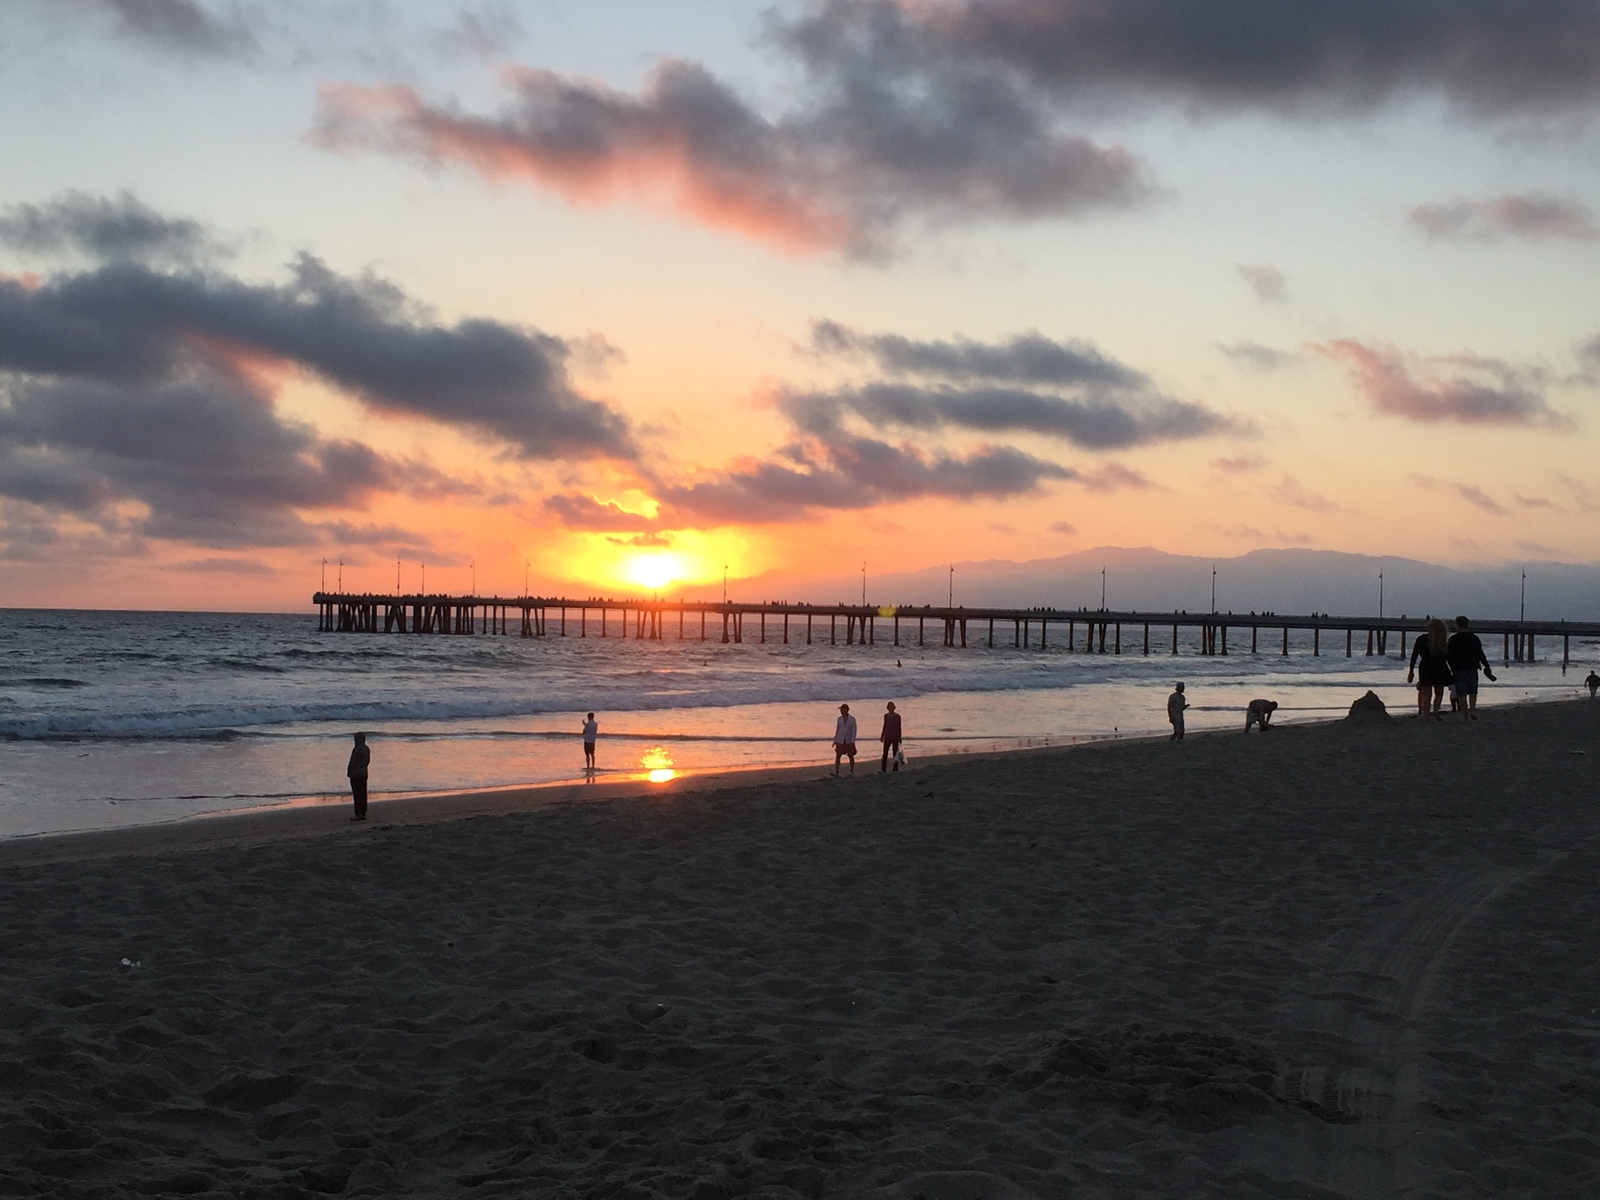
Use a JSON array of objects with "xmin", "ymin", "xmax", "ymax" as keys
[{"xmin": 2, "ymin": 0, "xmax": 1599, "ymax": 610}]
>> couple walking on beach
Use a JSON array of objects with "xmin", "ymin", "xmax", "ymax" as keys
[
  {"xmin": 1407, "ymin": 615, "xmax": 1496, "ymax": 721},
  {"xmin": 833, "ymin": 702, "xmax": 903, "ymax": 775}
]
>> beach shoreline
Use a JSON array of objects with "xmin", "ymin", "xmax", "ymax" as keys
[
  {"xmin": 3, "ymin": 697, "xmax": 1598, "ymax": 1195},
  {"xmin": 1, "ymin": 689, "xmax": 1573, "ymax": 866}
]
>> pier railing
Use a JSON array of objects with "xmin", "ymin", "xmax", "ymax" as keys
[{"xmin": 312, "ymin": 593, "xmax": 1597, "ymax": 667}]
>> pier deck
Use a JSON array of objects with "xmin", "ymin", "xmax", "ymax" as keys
[{"xmin": 312, "ymin": 593, "xmax": 1598, "ymax": 667}]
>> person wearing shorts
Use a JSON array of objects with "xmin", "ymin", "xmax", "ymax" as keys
[
  {"xmin": 581, "ymin": 712, "xmax": 598, "ymax": 772},
  {"xmin": 1446, "ymin": 616, "xmax": 1495, "ymax": 721},
  {"xmin": 833, "ymin": 704, "xmax": 858, "ymax": 775}
]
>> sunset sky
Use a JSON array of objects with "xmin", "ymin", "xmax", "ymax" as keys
[{"xmin": 3, "ymin": 1, "xmax": 1599, "ymax": 609}]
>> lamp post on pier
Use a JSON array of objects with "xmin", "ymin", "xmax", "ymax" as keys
[
  {"xmin": 1379, "ymin": 570, "xmax": 1384, "ymax": 619},
  {"xmin": 722, "ymin": 564, "xmax": 728, "ymax": 604},
  {"xmin": 862, "ymin": 561, "xmax": 867, "ymax": 606},
  {"xmin": 321, "ymin": 558, "xmax": 326, "ymax": 592},
  {"xmin": 337, "ymin": 558, "xmax": 342, "ymax": 592},
  {"xmin": 1211, "ymin": 565, "xmax": 1216, "ymax": 613},
  {"xmin": 1100, "ymin": 566, "xmax": 1106, "ymax": 611},
  {"xmin": 949, "ymin": 564, "xmax": 954, "ymax": 608},
  {"xmin": 1521, "ymin": 569, "xmax": 1526, "ymax": 622}
]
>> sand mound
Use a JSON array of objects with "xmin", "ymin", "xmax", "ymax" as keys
[{"xmin": 1346, "ymin": 689, "xmax": 1392, "ymax": 722}]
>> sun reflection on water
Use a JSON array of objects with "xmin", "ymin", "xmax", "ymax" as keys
[{"xmin": 640, "ymin": 746, "xmax": 676, "ymax": 784}]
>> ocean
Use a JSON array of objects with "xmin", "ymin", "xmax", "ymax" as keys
[{"xmin": 1, "ymin": 608, "xmax": 1591, "ymax": 838}]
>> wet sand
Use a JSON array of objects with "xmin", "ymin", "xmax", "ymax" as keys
[{"xmin": 2, "ymin": 701, "xmax": 1598, "ymax": 1198}]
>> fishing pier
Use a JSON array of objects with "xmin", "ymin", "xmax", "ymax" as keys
[{"xmin": 312, "ymin": 593, "xmax": 1597, "ymax": 668}]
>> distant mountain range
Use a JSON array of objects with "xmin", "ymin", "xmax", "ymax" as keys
[{"xmin": 691, "ymin": 547, "xmax": 1600, "ymax": 622}]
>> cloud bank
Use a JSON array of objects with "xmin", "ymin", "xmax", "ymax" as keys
[
  {"xmin": 313, "ymin": 57, "xmax": 1144, "ymax": 259},
  {"xmin": 0, "ymin": 200, "xmax": 640, "ymax": 552},
  {"xmin": 313, "ymin": 1, "xmax": 1600, "ymax": 255}
]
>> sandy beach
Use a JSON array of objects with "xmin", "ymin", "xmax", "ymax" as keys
[{"xmin": 3, "ymin": 700, "xmax": 1598, "ymax": 1198}]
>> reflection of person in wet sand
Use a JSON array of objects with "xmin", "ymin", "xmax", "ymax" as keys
[
  {"xmin": 582, "ymin": 712, "xmax": 598, "ymax": 773},
  {"xmin": 346, "ymin": 732, "xmax": 369, "ymax": 822},
  {"xmin": 1587, "ymin": 671, "xmax": 1600, "ymax": 699},
  {"xmin": 1244, "ymin": 699, "xmax": 1278, "ymax": 732},
  {"xmin": 833, "ymin": 704, "xmax": 858, "ymax": 776}
]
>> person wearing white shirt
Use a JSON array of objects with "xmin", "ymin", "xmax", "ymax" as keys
[
  {"xmin": 832, "ymin": 703, "xmax": 858, "ymax": 776},
  {"xmin": 581, "ymin": 712, "xmax": 598, "ymax": 773}
]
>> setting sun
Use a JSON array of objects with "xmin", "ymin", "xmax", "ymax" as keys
[{"xmin": 625, "ymin": 551, "xmax": 688, "ymax": 592}]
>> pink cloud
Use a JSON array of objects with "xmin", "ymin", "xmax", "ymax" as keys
[
  {"xmin": 1316, "ymin": 339, "xmax": 1570, "ymax": 428},
  {"xmin": 311, "ymin": 57, "xmax": 1144, "ymax": 258},
  {"xmin": 1409, "ymin": 193, "xmax": 1600, "ymax": 242}
]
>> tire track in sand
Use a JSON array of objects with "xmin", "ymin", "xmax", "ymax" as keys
[{"xmin": 1245, "ymin": 835, "xmax": 1588, "ymax": 1200}]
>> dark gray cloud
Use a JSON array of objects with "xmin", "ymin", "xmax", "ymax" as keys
[
  {"xmin": 811, "ymin": 320, "xmax": 1144, "ymax": 389},
  {"xmin": 784, "ymin": 383, "xmax": 1232, "ymax": 450},
  {"xmin": 656, "ymin": 435, "xmax": 1077, "ymax": 524},
  {"xmin": 1319, "ymin": 339, "xmax": 1572, "ymax": 428},
  {"xmin": 0, "ymin": 369, "xmax": 392, "ymax": 547},
  {"xmin": 0, "ymin": 255, "xmax": 635, "ymax": 460},
  {"xmin": 1409, "ymin": 193, "xmax": 1600, "ymax": 242},
  {"xmin": 81, "ymin": 0, "xmax": 257, "ymax": 58},
  {"xmin": 0, "ymin": 191, "xmax": 228, "ymax": 266},
  {"xmin": 800, "ymin": 324, "xmax": 1239, "ymax": 448},
  {"xmin": 313, "ymin": 47, "xmax": 1145, "ymax": 259},
  {"xmin": 792, "ymin": 0, "xmax": 1600, "ymax": 117}
]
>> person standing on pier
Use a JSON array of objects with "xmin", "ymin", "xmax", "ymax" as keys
[
  {"xmin": 346, "ymin": 732, "xmax": 370, "ymax": 821},
  {"xmin": 833, "ymin": 704, "xmax": 858, "ymax": 776},
  {"xmin": 582, "ymin": 713, "xmax": 598, "ymax": 773},
  {"xmin": 1446, "ymin": 616, "xmax": 1495, "ymax": 721},
  {"xmin": 1167, "ymin": 683, "xmax": 1189, "ymax": 741},
  {"xmin": 879, "ymin": 702, "xmax": 903, "ymax": 772}
]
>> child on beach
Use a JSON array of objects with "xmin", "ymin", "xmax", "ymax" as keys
[{"xmin": 1167, "ymin": 683, "xmax": 1188, "ymax": 741}]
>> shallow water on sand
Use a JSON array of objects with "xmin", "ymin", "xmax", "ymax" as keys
[{"xmin": 1, "ymin": 609, "xmax": 1592, "ymax": 836}]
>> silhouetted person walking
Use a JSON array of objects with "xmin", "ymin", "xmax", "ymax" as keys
[
  {"xmin": 1586, "ymin": 670, "xmax": 1600, "ymax": 699},
  {"xmin": 1446, "ymin": 616, "xmax": 1496, "ymax": 721},
  {"xmin": 880, "ymin": 701, "xmax": 902, "ymax": 772},
  {"xmin": 347, "ymin": 732, "xmax": 370, "ymax": 821},
  {"xmin": 1409, "ymin": 618, "xmax": 1453, "ymax": 720}
]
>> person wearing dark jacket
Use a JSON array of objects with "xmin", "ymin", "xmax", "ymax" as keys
[
  {"xmin": 346, "ymin": 732, "xmax": 370, "ymax": 820},
  {"xmin": 880, "ymin": 702, "xmax": 903, "ymax": 772},
  {"xmin": 1408, "ymin": 617, "xmax": 1453, "ymax": 720},
  {"xmin": 1446, "ymin": 616, "xmax": 1496, "ymax": 721}
]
